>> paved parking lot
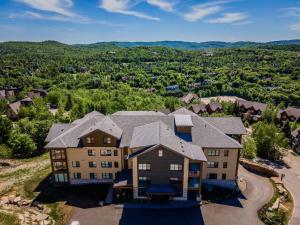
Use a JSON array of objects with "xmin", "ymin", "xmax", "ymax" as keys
[{"xmin": 69, "ymin": 166, "xmax": 272, "ymax": 225}]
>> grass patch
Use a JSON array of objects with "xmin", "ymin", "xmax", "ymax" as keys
[{"xmin": 0, "ymin": 211, "xmax": 20, "ymax": 225}]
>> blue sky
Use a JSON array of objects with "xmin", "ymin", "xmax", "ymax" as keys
[{"xmin": 0, "ymin": 0, "xmax": 300, "ymax": 44}]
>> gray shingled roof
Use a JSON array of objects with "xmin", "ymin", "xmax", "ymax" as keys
[
  {"xmin": 45, "ymin": 108, "xmax": 244, "ymax": 150},
  {"xmin": 174, "ymin": 114, "xmax": 193, "ymax": 127},
  {"xmin": 112, "ymin": 111, "xmax": 165, "ymax": 116},
  {"xmin": 129, "ymin": 121, "xmax": 207, "ymax": 161},
  {"xmin": 202, "ymin": 117, "xmax": 247, "ymax": 135},
  {"xmin": 282, "ymin": 107, "xmax": 300, "ymax": 119},
  {"xmin": 79, "ymin": 117, "xmax": 123, "ymax": 139},
  {"xmin": 237, "ymin": 100, "xmax": 267, "ymax": 112},
  {"xmin": 45, "ymin": 123, "xmax": 76, "ymax": 142}
]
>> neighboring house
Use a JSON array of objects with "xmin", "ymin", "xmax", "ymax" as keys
[
  {"xmin": 180, "ymin": 93, "xmax": 199, "ymax": 105},
  {"xmin": 146, "ymin": 88, "xmax": 157, "ymax": 93},
  {"xmin": 189, "ymin": 104, "xmax": 207, "ymax": 115},
  {"xmin": 7, "ymin": 97, "xmax": 33, "ymax": 120},
  {"xmin": 28, "ymin": 89, "xmax": 47, "ymax": 98},
  {"xmin": 206, "ymin": 102, "xmax": 223, "ymax": 114},
  {"xmin": 0, "ymin": 88, "xmax": 18, "ymax": 100},
  {"xmin": 45, "ymin": 108, "xmax": 245, "ymax": 201},
  {"xmin": 291, "ymin": 127, "xmax": 300, "ymax": 153},
  {"xmin": 165, "ymin": 85, "xmax": 180, "ymax": 92},
  {"xmin": 237, "ymin": 100, "xmax": 267, "ymax": 121},
  {"xmin": 0, "ymin": 90, "xmax": 5, "ymax": 100},
  {"xmin": 278, "ymin": 107, "xmax": 300, "ymax": 122}
]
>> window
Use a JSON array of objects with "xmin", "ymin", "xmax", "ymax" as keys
[
  {"xmin": 207, "ymin": 162, "xmax": 218, "ymax": 168},
  {"xmin": 101, "ymin": 161, "xmax": 112, "ymax": 168},
  {"xmin": 53, "ymin": 161, "xmax": 67, "ymax": 171},
  {"xmin": 100, "ymin": 149, "xmax": 112, "ymax": 156},
  {"xmin": 224, "ymin": 150, "xmax": 229, "ymax": 157},
  {"xmin": 51, "ymin": 150, "xmax": 66, "ymax": 160},
  {"xmin": 114, "ymin": 161, "xmax": 119, "ymax": 168},
  {"xmin": 206, "ymin": 173, "xmax": 218, "ymax": 179},
  {"xmin": 158, "ymin": 150, "xmax": 163, "ymax": 157},
  {"xmin": 90, "ymin": 173, "xmax": 97, "ymax": 179},
  {"xmin": 208, "ymin": 149, "xmax": 220, "ymax": 156},
  {"xmin": 89, "ymin": 161, "xmax": 97, "ymax": 168},
  {"xmin": 138, "ymin": 163, "xmax": 151, "ymax": 170},
  {"xmin": 170, "ymin": 164, "xmax": 183, "ymax": 171},
  {"xmin": 223, "ymin": 162, "xmax": 228, "ymax": 168},
  {"xmin": 88, "ymin": 149, "xmax": 95, "ymax": 156},
  {"xmin": 114, "ymin": 150, "xmax": 118, "ymax": 156},
  {"xmin": 72, "ymin": 161, "xmax": 80, "ymax": 168},
  {"xmin": 54, "ymin": 173, "xmax": 68, "ymax": 182},
  {"xmin": 73, "ymin": 173, "xmax": 81, "ymax": 179},
  {"xmin": 103, "ymin": 137, "xmax": 111, "ymax": 144},
  {"xmin": 222, "ymin": 173, "xmax": 227, "ymax": 180},
  {"xmin": 170, "ymin": 177, "xmax": 182, "ymax": 185},
  {"xmin": 102, "ymin": 173, "xmax": 113, "ymax": 179},
  {"xmin": 138, "ymin": 177, "xmax": 151, "ymax": 185},
  {"xmin": 86, "ymin": 137, "xmax": 95, "ymax": 144}
]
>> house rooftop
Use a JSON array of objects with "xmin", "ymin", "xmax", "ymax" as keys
[{"xmin": 45, "ymin": 108, "xmax": 243, "ymax": 150}]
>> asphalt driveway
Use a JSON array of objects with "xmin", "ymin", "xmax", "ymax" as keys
[
  {"xmin": 69, "ymin": 165, "xmax": 273, "ymax": 225},
  {"xmin": 202, "ymin": 166, "xmax": 273, "ymax": 225},
  {"xmin": 276, "ymin": 152, "xmax": 300, "ymax": 225}
]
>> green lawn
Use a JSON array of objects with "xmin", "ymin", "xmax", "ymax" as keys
[{"xmin": 0, "ymin": 211, "xmax": 20, "ymax": 225}]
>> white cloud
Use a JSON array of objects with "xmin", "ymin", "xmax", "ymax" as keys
[
  {"xmin": 207, "ymin": 12, "xmax": 249, "ymax": 24},
  {"xmin": 182, "ymin": 1, "xmax": 234, "ymax": 22},
  {"xmin": 9, "ymin": 11, "xmax": 123, "ymax": 27},
  {"xmin": 100, "ymin": 0, "xmax": 160, "ymax": 21},
  {"xmin": 283, "ymin": 6, "xmax": 300, "ymax": 18},
  {"xmin": 289, "ymin": 23, "xmax": 300, "ymax": 31},
  {"xmin": 146, "ymin": 0, "xmax": 176, "ymax": 12},
  {"xmin": 184, "ymin": 5, "xmax": 222, "ymax": 22},
  {"xmin": 16, "ymin": 0, "xmax": 76, "ymax": 17}
]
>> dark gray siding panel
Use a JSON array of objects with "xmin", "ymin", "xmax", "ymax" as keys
[{"xmin": 137, "ymin": 146, "xmax": 184, "ymax": 194}]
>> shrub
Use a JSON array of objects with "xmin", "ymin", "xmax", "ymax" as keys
[
  {"xmin": 8, "ymin": 133, "xmax": 37, "ymax": 158},
  {"xmin": 0, "ymin": 144, "xmax": 12, "ymax": 158},
  {"xmin": 242, "ymin": 137, "xmax": 257, "ymax": 160}
]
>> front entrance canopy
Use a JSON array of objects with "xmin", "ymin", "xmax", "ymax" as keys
[{"xmin": 146, "ymin": 184, "xmax": 176, "ymax": 196}]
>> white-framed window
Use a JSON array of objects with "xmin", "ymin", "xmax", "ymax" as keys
[
  {"xmin": 86, "ymin": 137, "xmax": 95, "ymax": 144},
  {"xmin": 101, "ymin": 161, "xmax": 112, "ymax": 168},
  {"xmin": 89, "ymin": 161, "xmax": 97, "ymax": 168},
  {"xmin": 158, "ymin": 150, "xmax": 163, "ymax": 157},
  {"xmin": 170, "ymin": 177, "xmax": 182, "ymax": 184},
  {"xmin": 138, "ymin": 163, "xmax": 151, "ymax": 170},
  {"xmin": 72, "ymin": 161, "xmax": 80, "ymax": 167},
  {"xmin": 207, "ymin": 162, "xmax": 218, "ymax": 168},
  {"xmin": 102, "ymin": 173, "xmax": 113, "ymax": 179},
  {"xmin": 170, "ymin": 164, "xmax": 182, "ymax": 171},
  {"xmin": 100, "ymin": 149, "xmax": 112, "ymax": 156},
  {"xmin": 224, "ymin": 150, "xmax": 229, "ymax": 157},
  {"xmin": 89, "ymin": 173, "xmax": 97, "ymax": 179},
  {"xmin": 73, "ymin": 172, "xmax": 81, "ymax": 179},
  {"xmin": 208, "ymin": 149, "xmax": 220, "ymax": 156},
  {"xmin": 88, "ymin": 149, "xmax": 96, "ymax": 156},
  {"xmin": 103, "ymin": 137, "xmax": 111, "ymax": 144},
  {"xmin": 138, "ymin": 177, "xmax": 151, "ymax": 185}
]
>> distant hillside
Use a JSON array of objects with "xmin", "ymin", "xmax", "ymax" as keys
[{"xmin": 88, "ymin": 40, "xmax": 300, "ymax": 50}]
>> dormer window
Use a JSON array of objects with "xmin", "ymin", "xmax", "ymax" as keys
[
  {"xmin": 103, "ymin": 137, "xmax": 111, "ymax": 144},
  {"xmin": 174, "ymin": 114, "xmax": 193, "ymax": 134},
  {"xmin": 158, "ymin": 150, "xmax": 163, "ymax": 157},
  {"xmin": 86, "ymin": 137, "xmax": 95, "ymax": 144}
]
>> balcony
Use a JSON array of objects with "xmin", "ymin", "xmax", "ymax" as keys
[
  {"xmin": 188, "ymin": 178, "xmax": 200, "ymax": 189},
  {"xmin": 189, "ymin": 170, "xmax": 201, "ymax": 177}
]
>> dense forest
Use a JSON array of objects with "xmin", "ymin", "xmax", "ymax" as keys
[
  {"xmin": 1, "ymin": 41, "xmax": 300, "ymax": 106},
  {"xmin": 0, "ymin": 41, "xmax": 299, "ymax": 159}
]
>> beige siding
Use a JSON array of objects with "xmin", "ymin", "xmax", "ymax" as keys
[
  {"xmin": 66, "ymin": 147, "xmax": 122, "ymax": 181},
  {"xmin": 202, "ymin": 148, "xmax": 239, "ymax": 180}
]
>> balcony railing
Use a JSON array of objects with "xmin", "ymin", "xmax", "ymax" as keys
[{"xmin": 189, "ymin": 170, "xmax": 201, "ymax": 177}]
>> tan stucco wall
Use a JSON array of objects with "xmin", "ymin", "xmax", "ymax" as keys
[
  {"xmin": 202, "ymin": 148, "xmax": 239, "ymax": 180},
  {"xmin": 66, "ymin": 147, "xmax": 122, "ymax": 181}
]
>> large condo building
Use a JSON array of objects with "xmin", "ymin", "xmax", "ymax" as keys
[{"xmin": 45, "ymin": 108, "xmax": 246, "ymax": 201}]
